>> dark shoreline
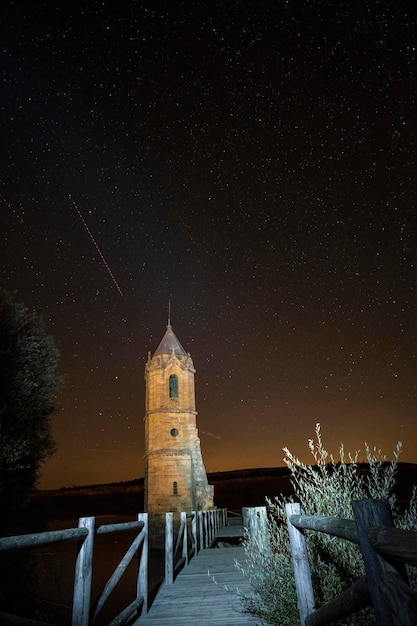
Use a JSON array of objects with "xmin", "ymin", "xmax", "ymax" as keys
[{"xmin": 33, "ymin": 463, "xmax": 417, "ymax": 521}]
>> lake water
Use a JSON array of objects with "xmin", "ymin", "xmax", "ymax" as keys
[{"xmin": 34, "ymin": 515, "xmax": 165, "ymax": 625}]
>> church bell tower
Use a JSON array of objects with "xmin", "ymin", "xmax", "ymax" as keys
[{"xmin": 144, "ymin": 321, "xmax": 214, "ymax": 514}]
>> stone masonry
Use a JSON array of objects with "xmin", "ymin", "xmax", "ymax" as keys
[{"xmin": 144, "ymin": 323, "xmax": 214, "ymax": 514}]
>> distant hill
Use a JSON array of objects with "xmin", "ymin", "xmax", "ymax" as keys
[{"xmin": 33, "ymin": 463, "xmax": 417, "ymax": 521}]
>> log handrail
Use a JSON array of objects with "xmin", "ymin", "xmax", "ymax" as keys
[
  {"xmin": 288, "ymin": 513, "xmax": 358, "ymax": 543},
  {"xmin": 289, "ymin": 514, "xmax": 417, "ymax": 565},
  {"xmin": 0, "ymin": 526, "xmax": 89, "ymax": 551},
  {"xmin": 96, "ymin": 520, "xmax": 143, "ymax": 535}
]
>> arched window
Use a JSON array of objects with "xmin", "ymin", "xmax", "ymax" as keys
[
  {"xmin": 173, "ymin": 481, "xmax": 178, "ymax": 495},
  {"xmin": 169, "ymin": 374, "xmax": 178, "ymax": 398}
]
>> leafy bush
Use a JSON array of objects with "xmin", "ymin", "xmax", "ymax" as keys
[{"xmin": 237, "ymin": 424, "xmax": 417, "ymax": 625}]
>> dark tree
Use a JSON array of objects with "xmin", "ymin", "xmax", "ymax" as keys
[
  {"xmin": 0, "ymin": 292, "xmax": 62, "ymax": 625},
  {"xmin": 0, "ymin": 291, "xmax": 62, "ymax": 534}
]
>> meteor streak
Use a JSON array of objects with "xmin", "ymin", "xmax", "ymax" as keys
[
  {"xmin": 200, "ymin": 430, "xmax": 222, "ymax": 440},
  {"xmin": 72, "ymin": 199, "xmax": 124, "ymax": 298}
]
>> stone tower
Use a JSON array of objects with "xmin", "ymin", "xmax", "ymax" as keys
[{"xmin": 144, "ymin": 322, "xmax": 214, "ymax": 514}]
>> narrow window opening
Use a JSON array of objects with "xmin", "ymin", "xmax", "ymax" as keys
[
  {"xmin": 169, "ymin": 374, "xmax": 178, "ymax": 398},
  {"xmin": 173, "ymin": 481, "xmax": 178, "ymax": 495}
]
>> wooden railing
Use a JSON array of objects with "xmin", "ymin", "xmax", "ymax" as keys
[
  {"xmin": 0, "ymin": 513, "xmax": 148, "ymax": 626},
  {"xmin": 164, "ymin": 508, "xmax": 227, "ymax": 584},
  {"xmin": 285, "ymin": 499, "xmax": 417, "ymax": 626},
  {"xmin": 0, "ymin": 508, "xmax": 227, "ymax": 625}
]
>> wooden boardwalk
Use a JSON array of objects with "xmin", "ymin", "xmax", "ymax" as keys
[{"xmin": 136, "ymin": 522, "xmax": 262, "ymax": 625}]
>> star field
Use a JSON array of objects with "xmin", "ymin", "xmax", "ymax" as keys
[{"xmin": 1, "ymin": 1, "xmax": 417, "ymax": 489}]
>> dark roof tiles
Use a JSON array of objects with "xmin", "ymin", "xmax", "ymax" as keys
[{"xmin": 154, "ymin": 324, "xmax": 187, "ymax": 356}]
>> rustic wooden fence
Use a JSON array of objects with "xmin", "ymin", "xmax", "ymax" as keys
[
  {"xmin": 0, "ymin": 507, "xmax": 226, "ymax": 626},
  {"xmin": 0, "ymin": 513, "xmax": 148, "ymax": 626},
  {"xmin": 164, "ymin": 508, "xmax": 227, "ymax": 584},
  {"xmin": 285, "ymin": 499, "xmax": 417, "ymax": 626}
]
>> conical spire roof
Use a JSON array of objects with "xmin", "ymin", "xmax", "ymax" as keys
[{"xmin": 154, "ymin": 324, "xmax": 186, "ymax": 356}]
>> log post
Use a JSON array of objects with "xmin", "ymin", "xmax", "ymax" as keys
[
  {"xmin": 208, "ymin": 510, "xmax": 213, "ymax": 544},
  {"xmin": 165, "ymin": 512, "xmax": 173, "ymax": 585},
  {"xmin": 242, "ymin": 506, "xmax": 249, "ymax": 531},
  {"xmin": 223, "ymin": 508, "xmax": 228, "ymax": 527},
  {"xmin": 197, "ymin": 510, "xmax": 203, "ymax": 552},
  {"xmin": 285, "ymin": 503, "xmax": 315, "ymax": 626},
  {"xmin": 191, "ymin": 511, "xmax": 197, "ymax": 555},
  {"xmin": 215, "ymin": 509, "xmax": 219, "ymax": 534},
  {"xmin": 71, "ymin": 516, "xmax": 95, "ymax": 626},
  {"xmin": 203, "ymin": 511, "xmax": 209, "ymax": 548},
  {"xmin": 206, "ymin": 510, "xmax": 210, "ymax": 546},
  {"xmin": 352, "ymin": 499, "xmax": 414, "ymax": 626},
  {"xmin": 137, "ymin": 513, "xmax": 148, "ymax": 615},
  {"xmin": 181, "ymin": 511, "xmax": 188, "ymax": 566},
  {"xmin": 244, "ymin": 506, "xmax": 268, "ymax": 550},
  {"xmin": 255, "ymin": 506, "xmax": 268, "ymax": 550}
]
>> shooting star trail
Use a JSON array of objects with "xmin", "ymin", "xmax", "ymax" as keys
[
  {"xmin": 71, "ymin": 198, "xmax": 124, "ymax": 298},
  {"xmin": 200, "ymin": 430, "xmax": 222, "ymax": 440}
]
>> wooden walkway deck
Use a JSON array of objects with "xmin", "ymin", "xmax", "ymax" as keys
[{"xmin": 136, "ymin": 522, "xmax": 262, "ymax": 625}]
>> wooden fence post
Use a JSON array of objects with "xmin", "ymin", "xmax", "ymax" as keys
[
  {"xmin": 242, "ymin": 506, "xmax": 249, "ymax": 531},
  {"xmin": 255, "ymin": 506, "xmax": 268, "ymax": 550},
  {"xmin": 197, "ymin": 510, "xmax": 203, "ymax": 552},
  {"xmin": 191, "ymin": 511, "xmax": 197, "ymax": 555},
  {"xmin": 165, "ymin": 512, "xmax": 173, "ymax": 585},
  {"xmin": 207, "ymin": 510, "xmax": 212, "ymax": 545},
  {"xmin": 137, "ymin": 513, "xmax": 148, "ymax": 615},
  {"xmin": 204, "ymin": 510, "xmax": 209, "ymax": 547},
  {"xmin": 243, "ymin": 506, "xmax": 268, "ymax": 550},
  {"xmin": 203, "ymin": 511, "xmax": 209, "ymax": 548},
  {"xmin": 223, "ymin": 508, "xmax": 227, "ymax": 526},
  {"xmin": 181, "ymin": 511, "xmax": 188, "ymax": 566},
  {"xmin": 353, "ymin": 499, "xmax": 415, "ymax": 626},
  {"xmin": 285, "ymin": 503, "xmax": 315, "ymax": 626},
  {"xmin": 210, "ymin": 510, "xmax": 214, "ymax": 543},
  {"xmin": 72, "ymin": 516, "xmax": 95, "ymax": 626}
]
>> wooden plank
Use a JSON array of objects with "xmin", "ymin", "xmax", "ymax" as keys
[
  {"xmin": 214, "ymin": 524, "xmax": 246, "ymax": 539},
  {"xmin": 136, "ymin": 546, "xmax": 260, "ymax": 624}
]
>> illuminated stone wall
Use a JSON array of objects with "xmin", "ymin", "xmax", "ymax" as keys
[{"xmin": 144, "ymin": 325, "xmax": 214, "ymax": 513}]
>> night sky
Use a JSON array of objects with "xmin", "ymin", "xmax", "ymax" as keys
[{"xmin": 2, "ymin": 1, "xmax": 417, "ymax": 491}]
